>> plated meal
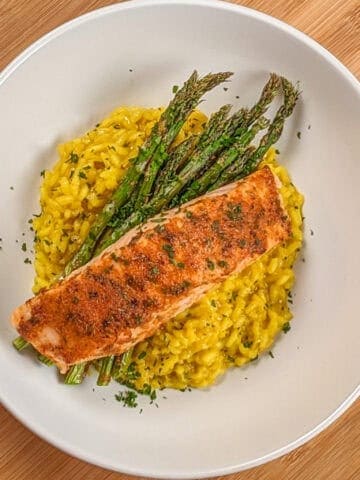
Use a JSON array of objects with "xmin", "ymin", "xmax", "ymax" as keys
[{"xmin": 11, "ymin": 70, "xmax": 303, "ymax": 397}]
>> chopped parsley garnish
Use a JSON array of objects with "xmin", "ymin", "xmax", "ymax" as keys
[
  {"xmin": 217, "ymin": 260, "xmax": 228, "ymax": 268},
  {"xmin": 111, "ymin": 252, "xmax": 119, "ymax": 262},
  {"xmin": 138, "ymin": 351, "xmax": 147, "ymax": 360},
  {"xmin": 185, "ymin": 211, "xmax": 193, "ymax": 219},
  {"xmin": 150, "ymin": 266, "xmax": 160, "ymax": 276},
  {"xmin": 238, "ymin": 239, "xmax": 246, "ymax": 248},
  {"xmin": 211, "ymin": 220, "xmax": 220, "ymax": 232},
  {"xmin": 78, "ymin": 171, "xmax": 87, "ymax": 179},
  {"xmin": 163, "ymin": 280, "xmax": 191, "ymax": 295},
  {"xmin": 226, "ymin": 203, "xmax": 242, "ymax": 221},
  {"xmin": 177, "ymin": 262, "xmax": 185, "ymax": 269},
  {"xmin": 206, "ymin": 258, "xmax": 215, "ymax": 270},
  {"xmin": 68, "ymin": 152, "xmax": 79, "ymax": 164},
  {"xmin": 24, "ymin": 258, "xmax": 32, "ymax": 264},
  {"xmin": 172, "ymin": 85, "xmax": 179, "ymax": 94},
  {"xmin": 282, "ymin": 322, "xmax": 291, "ymax": 333},
  {"xmin": 268, "ymin": 350, "xmax": 275, "ymax": 358},
  {"xmin": 297, "ymin": 131, "xmax": 301, "ymax": 139},
  {"xmin": 40, "ymin": 170, "xmax": 45, "ymax": 177},
  {"xmin": 243, "ymin": 341, "xmax": 253, "ymax": 348},
  {"xmin": 155, "ymin": 224, "xmax": 165, "ymax": 234},
  {"xmin": 162, "ymin": 243, "xmax": 175, "ymax": 259},
  {"xmin": 210, "ymin": 299, "xmax": 217, "ymax": 308},
  {"xmin": 115, "ymin": 390, "xmax": 138, "ymax": 408},
  {"xmin": 21, "ymin": 242, "xmax": 27, "ymax": 252}
]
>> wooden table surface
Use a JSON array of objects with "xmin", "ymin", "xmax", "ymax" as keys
[{"xmin": 0, "ymin": 1, "xmax": 359, "ymax": 479}]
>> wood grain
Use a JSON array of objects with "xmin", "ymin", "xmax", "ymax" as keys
[{"xmin": 0, "ymin": 1, "xmax": 359, "ymax": 479}]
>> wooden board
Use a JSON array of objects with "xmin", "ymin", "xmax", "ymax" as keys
[{"xmin": 0, "ymin": 1, "xmax": 359, "ymax": 479}]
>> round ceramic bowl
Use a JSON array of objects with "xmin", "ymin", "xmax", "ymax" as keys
[{"xmin": 0, "ymin": 0, "xmax": 359, "ymax": 478}]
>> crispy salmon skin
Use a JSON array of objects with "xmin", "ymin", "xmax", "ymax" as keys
[{"xmin": 11, "ymin": 166, "xmax": 291, "ymax": 373}]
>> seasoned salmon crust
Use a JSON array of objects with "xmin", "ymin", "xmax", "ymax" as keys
[{"xmin": 11, "ymin": 166, "xmax": 291, "ymax": 373}]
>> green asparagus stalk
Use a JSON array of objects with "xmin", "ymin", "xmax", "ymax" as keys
[
  {"xmin": 97, "ymin": 355, "xmax": 115, "ymax": 386},
  {"xmin": 239, "ymin": 78, "xmax": 299, "ymax": 178},
  {"xmin": 111, "ymin": 349, "xmax": 133, "ymax": 381},
  {"xmin": 12, "ymin": 336, "xmax": 29, "ymax": 351},
  {"xmin": 37, "ymin": 354, "xmax": 54, "ymax": 366},
  {"xmin": 178, "ymin": 116, "xmax": 269, "ymax": 203},
  {"xmin": 64, "ymin": 362, "xmax": 87, "ymax": 384},
  {"xmin": 210, "ymin": 145, "xmax": 256, "ymax": 188},
  {"xmin": 152, "ymin": 136, "xmax": 198, "ymax": 197},
  {"xmin": 246, "ymin": 73, "xmax": 281, "ymax": 126},
  {"xmin": 196, "ymin": 104, "xmax": 232, "ymax": 148}
]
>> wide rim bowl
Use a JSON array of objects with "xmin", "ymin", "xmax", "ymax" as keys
[{"xmin": 1, "ymin": 1, "xmax": 359, "ymax": 478}]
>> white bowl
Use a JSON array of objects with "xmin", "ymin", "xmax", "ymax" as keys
[{"xmin": 0, "ymin": 0, "xmax": 359, "ymax": 477}]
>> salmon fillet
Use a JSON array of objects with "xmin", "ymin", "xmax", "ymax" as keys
[{"xmin": 11, "ymin": 166, "xmax": 291, "ymax": 373}]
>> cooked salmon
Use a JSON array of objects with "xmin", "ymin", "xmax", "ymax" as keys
[{"xmin": 11, "ymin": 166, "xmax": 291, "ymax": 373}]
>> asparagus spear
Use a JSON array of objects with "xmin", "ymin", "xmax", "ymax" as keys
[
  {"xmin": 64, "ymin": 362, "xmax": 88, "ymax": 384},
  {"xmin": 239, "ymin": 78, "xmax": 299, "ymax": 178},
  {"xmin": 152, "ymin": 135, "xmax": 198, "ymax": 197},
  {"xmin": 210, "ymin": 145, "xmax": 256, "ymax": 188},
  {"xmin": 97, "ymin": 355, "xmax": 115, "ymax": 386},
  {"xmin": 111, "ymin": 350, "xmax": 133, "ymax": 382},
  {"xmin": 196, "ymin": 104, "xmax": 232, "ymax": 148},
  {"xmin": 37, "ymin": 354, "xmax": 54, "ymax": 366},
  {"xmin": 63, "ymin": 71, "xmax": 232, "ymax": 276},
  {"xmin": 178, "ymin": 116, "xmax": 269, "ymax": 203},
  {"xmin": 246, "ymin": 73, "xmax": 281, "ymax": 126},
  {"xmin": 12, "ymin": 336, "xmax": 29, "ymax": 351}
]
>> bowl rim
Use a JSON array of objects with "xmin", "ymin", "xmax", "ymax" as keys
[{"xmin": 1, "ymin": 0, "xmax": 359, "ymax": 478}]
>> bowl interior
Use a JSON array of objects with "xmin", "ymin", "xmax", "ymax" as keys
[{"xmin": 0, "ymin": 1, "xmax": 359, "ymax": 477}]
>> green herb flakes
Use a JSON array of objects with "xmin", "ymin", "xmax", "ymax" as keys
[
  {"xmin": 226, "ymin": 203, "xmax": 242, "ymax": 221},
  {"xmin": 162, "ymin": 243, "xmax": 175, "ymax": 259},
  {"xmin": 217, "ymin": 260, "xmax": 228, "ymax": 268},
  {"xmin": 282, "ymin": 322, "xmax": 291, "ymax": 333},
  {"xmin": 206, "ymin": 258, "xmax": 215, "ymax": 270},
  {"xmin": 115, "ymin": 390, "xmax": 138, "ymax": 408},
  {"xmin": 68, "ymin": 152, "xmax": 79, "ymax": 164}
]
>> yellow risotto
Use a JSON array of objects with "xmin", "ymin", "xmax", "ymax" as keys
[{"xmin": 33, "ymin": 106, "xmax": 303, "ymax": 390}]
